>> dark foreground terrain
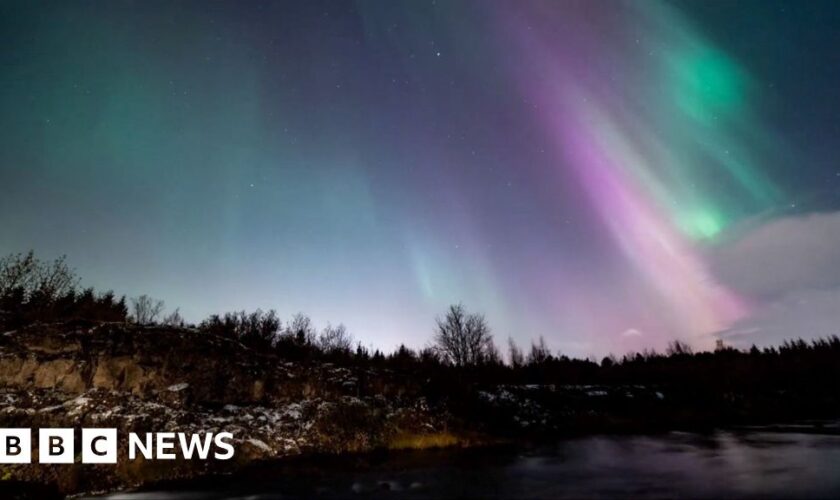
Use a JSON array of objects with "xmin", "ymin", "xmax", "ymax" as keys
[
  {"xmin": 1, "ymin": 322, "xmax": 839, "ymax": 497},
  {"xmin": 113, "ymin": 427, "xmax": 840, "ymax": 499}
]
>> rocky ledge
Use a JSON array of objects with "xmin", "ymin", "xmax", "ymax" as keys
[{"xmin": 0, "ymin": 323, "xmax": 465, "ymax": 496}]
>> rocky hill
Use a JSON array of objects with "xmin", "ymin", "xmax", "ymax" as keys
[{"xmin": 0, "ymin": 323, "xmax": 465, "ymax": 495}]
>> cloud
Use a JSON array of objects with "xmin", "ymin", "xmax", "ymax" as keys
[
  {"xmin": 709, "ymin": 211, "xmax": 840, "ymax": 347},
  {"xmin": 719, "ymin": 288, "xmax": 840, "ymax": 346},
  {"xmin": 621, "ymin": 328, "xmax": 643, "ymax": 338},
  {"xmin": 708, "ymin": 212, "xmax": 840, "ymax": 299}
]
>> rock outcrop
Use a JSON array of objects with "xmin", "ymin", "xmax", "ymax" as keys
[{"xmin": 0, "ymin": 323, "xmax": 461, "ymax": 495}]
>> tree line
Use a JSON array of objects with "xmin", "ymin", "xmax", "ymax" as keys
[
  {"xmin": 0, "ymin": 252, "xmax": 515, "ymax": 365},
  {"xmin": 3, "ymin": 250, "xmax": 840, "ymax": 394}
]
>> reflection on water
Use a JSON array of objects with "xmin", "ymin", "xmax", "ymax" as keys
[{"xmin": 104, "ymin": 430, "xmax": 840, "ymax": 499}]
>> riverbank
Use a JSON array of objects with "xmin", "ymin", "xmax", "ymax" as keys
[{"xmin": 1, "ymin": 322, "xmax": 839, "ymax": 497}]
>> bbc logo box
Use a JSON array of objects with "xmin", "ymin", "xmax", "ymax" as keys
[
  {"xmin": 0, "ymin": 428, "xmax": 117, "ymax": 464},
  {"xmin": 0, "ymin": 429, "xmax": 31, "ymax": 463},
  {"xmin": 0, "ymin": 428, "xmax": 235, "ymax": 463}
]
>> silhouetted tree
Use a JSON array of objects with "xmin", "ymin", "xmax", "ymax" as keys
[
  {"xmin": 433, "ymin": 304, "xmax": 494, "ymax": 367},
  {"xmin": 484, "ymin": 340, "xmax": 503, "ymax": 366},
  {"xmin": 318, "ymin": 323, "xmax": 353, "ymax": 353},
  {"xmin": 130, "ymin": 295, "xmax": 165, "ymax": 325},
  {"xmin": 269, "ymin": 312, "xmax": 319, "ymax": 359},
  {"xmin": 527, "ymin": 336, "xmax": 552, "ymax": 365},
  {"xmin": 163, "ymin": 308, "xmax": 185, "ymax": 327},
  {"xmin": 240, "ymin": 309, "xmax": 280, "ymax": 348},
  {"xmin": 285, "ymin": 313, "xmax": 316, "ymax": 345},
  {"xmin": 35, "ymin": 255, "xmax": 77, "ymax": 300},
  {"xmin": 0, "ymin": 251, "xmax": 77, "ymax": 299},
  {"xmin": 199, "ymin": 309, "xmax": 280, "ymax": 349},
  {"xmin": 419, "ymin": 346, "xmax": 441, "ymax": 365},
  {"xmin": 372, "ymin": 349, "xmax": 385, "ymax": 363},
  {"xmin": 508, "ymin": 337, "xmax": 525, "ymax": 368},
  {"xmin": 666, "ymin": 340, "xmax": 693, "ymax": 357},
  {"xmin": 0, "ymin": 251, "xmax": 126, "ymax": 328},
  {"xmin": 355, "ymin": 342, "xmax": 370, "ymax": 360},
  {"xmin": 0, "ymin": 251, "xmax": 38, "ymax": 296}
]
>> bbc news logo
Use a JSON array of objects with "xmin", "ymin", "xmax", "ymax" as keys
[{"xmin": 0, "ymin": 428, "xmax": 235, "ymax": 463}]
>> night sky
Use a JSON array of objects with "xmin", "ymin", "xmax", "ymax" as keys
[{"xmin": 2, "ymin": 1, "xmax": 840, "ymax": 357}]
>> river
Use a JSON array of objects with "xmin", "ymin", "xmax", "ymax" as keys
[{"xmin": 104, "ymin": 427, "xmax": 840, "ymax": 499}]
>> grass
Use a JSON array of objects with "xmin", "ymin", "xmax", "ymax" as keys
[{"xmin": 387, "ymin": 432, "xmax": 463, "ymax": 450}]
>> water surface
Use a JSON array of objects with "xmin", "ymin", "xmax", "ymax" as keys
[{"xmin": 105, "ymin": 429, "xmax": 840, "ymax": 499}]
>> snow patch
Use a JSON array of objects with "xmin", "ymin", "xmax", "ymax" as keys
[{"xmin": 246, "ymin": 438, "xmax": 272, "ymax": 453}]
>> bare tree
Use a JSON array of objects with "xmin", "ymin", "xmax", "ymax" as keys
[
  {"xmin": 131, "ymin": 295, "xmax": 165, "ymax": 325},
  {"xmin": 162, "ymin": 307, "xmax": 185, "ymax": 327},
  {"xmin": 433, "ymin": 304, "xmax": 494, "ymax": 367},
  {"xmin": 284, "ymin": 312, "xmax": 316, "ymax": 345},
  {"xmin": 527, "ymin": 336, "xmax": 552, "ymax": 365},
  {"xmin": 485, "ymin": 340, "xmax": 502, "ymax": 365},
  {"xmin": 0, "ymin": 251, "xmax": 39, "ymax": 296},
  {"xmin": 0, "ymin": 251, "xmax": 78, "ymax": 300},
  {"xmin": 508, "ymin": 337, "xmax": 525, "ymax": 368},
  {"xmin": 318, "ymin": 323, "xmax": 353, "ymax": 353},
  {"xmin": 35, "ymin": 255, "xmax": 77, "ymax": 299},
  {"xmin": 666, "ymin": 340, "xmax": 693, "ymax": 356}
]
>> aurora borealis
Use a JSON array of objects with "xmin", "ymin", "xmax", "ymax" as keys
[{"xmin": 2, "ymin": 1, "xmax": 840, "ymax": 357}]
